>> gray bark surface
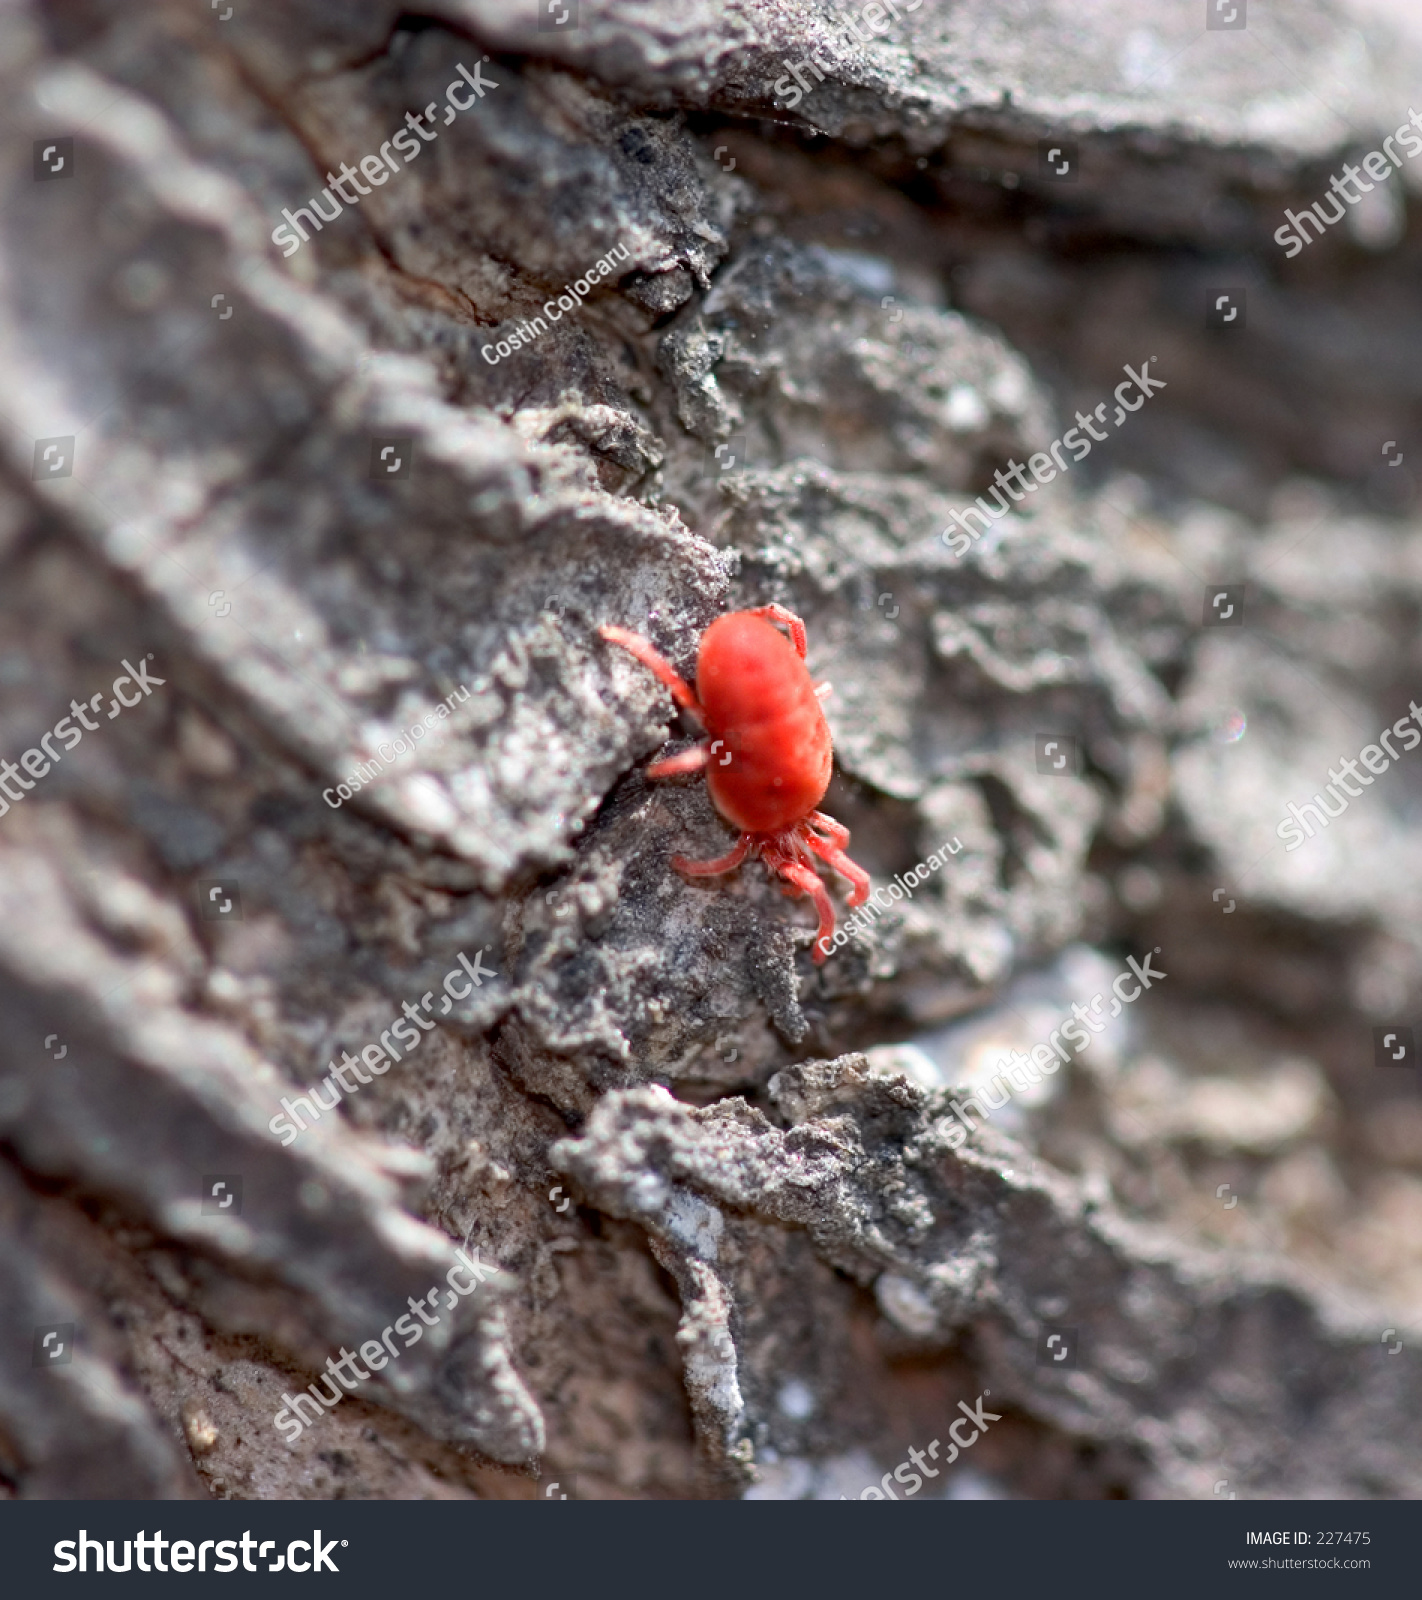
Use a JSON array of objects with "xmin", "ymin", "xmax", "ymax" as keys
[{"xmin": 1, "ymin": 0, "xmax": 1420, "ymax": 1500}]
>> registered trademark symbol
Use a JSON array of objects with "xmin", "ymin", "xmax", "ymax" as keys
[{"xmin": 341, "ymin": 1540, "xmax": 348, "ymax": 1546}]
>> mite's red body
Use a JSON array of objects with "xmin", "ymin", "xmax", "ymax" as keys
[{"xmin": 600, "ymin": 605, "xmax": 870, "ymax": 962}]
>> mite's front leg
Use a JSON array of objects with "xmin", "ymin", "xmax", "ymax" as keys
[
  {"xmin": 599, "ymin": 625, "xmax": 706, "ymax": 720},
  {"xmin": 742, "ymin": 603, "xmax": 808, "ymax": 660},
  {"xmin": 647, "ymin": 742, "xmax": 711, "ymax": 779}
]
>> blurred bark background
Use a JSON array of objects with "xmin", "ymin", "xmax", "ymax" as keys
[{"xmin": 2, "ymin": 0, "xmax": 1422, "ymax": 1500}]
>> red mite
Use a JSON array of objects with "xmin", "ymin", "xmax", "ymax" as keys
[{"xmin": 600, "ymin": 604, "xmax": 870, "ymax": 962}]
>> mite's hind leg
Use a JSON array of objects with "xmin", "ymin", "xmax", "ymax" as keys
[
  {"xmin": 672, "ymin": 831, "xmax": 753, "ymax": 877},
  {"xmin": 771, "ymin": 856, "xmax": 838, "ymax": 963},
  {"xmin": 802, "ymin": 827, "xmax": 872, "ymax": 907},
  {"xmin": 806, "ymin": 810, "xmax": 850, "ymax": 849}
]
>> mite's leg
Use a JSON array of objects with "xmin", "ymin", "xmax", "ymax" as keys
[
  {"xmin": 647, "ymin": 743, "xmax": 710, "ymax": 780},
  {"xmin": 771, "ymin": 856, "xmax": 838, "ymax": 963},
  {"xmin": 742, "ymin": 603, "xmax": 807, "ymax": 660},
  {"xmin": 672, "ymin": 831, "xmax": 753, "ymax": 877},
  {"xmin": 802, "ymin": 827, "xmax": 872, "ymax": 908},
  {"xmin": 599, "ymin": 625, "xmax": 705, "ymax": 719},
  {"xmin": 806, "ymin": 809, "xmax": 850, "ymax": 849}
]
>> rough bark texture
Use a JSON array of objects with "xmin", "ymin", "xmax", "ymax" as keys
[{"xmin": 2, "ymin": 0, "xmax": 1422, "ymax": 1500}]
